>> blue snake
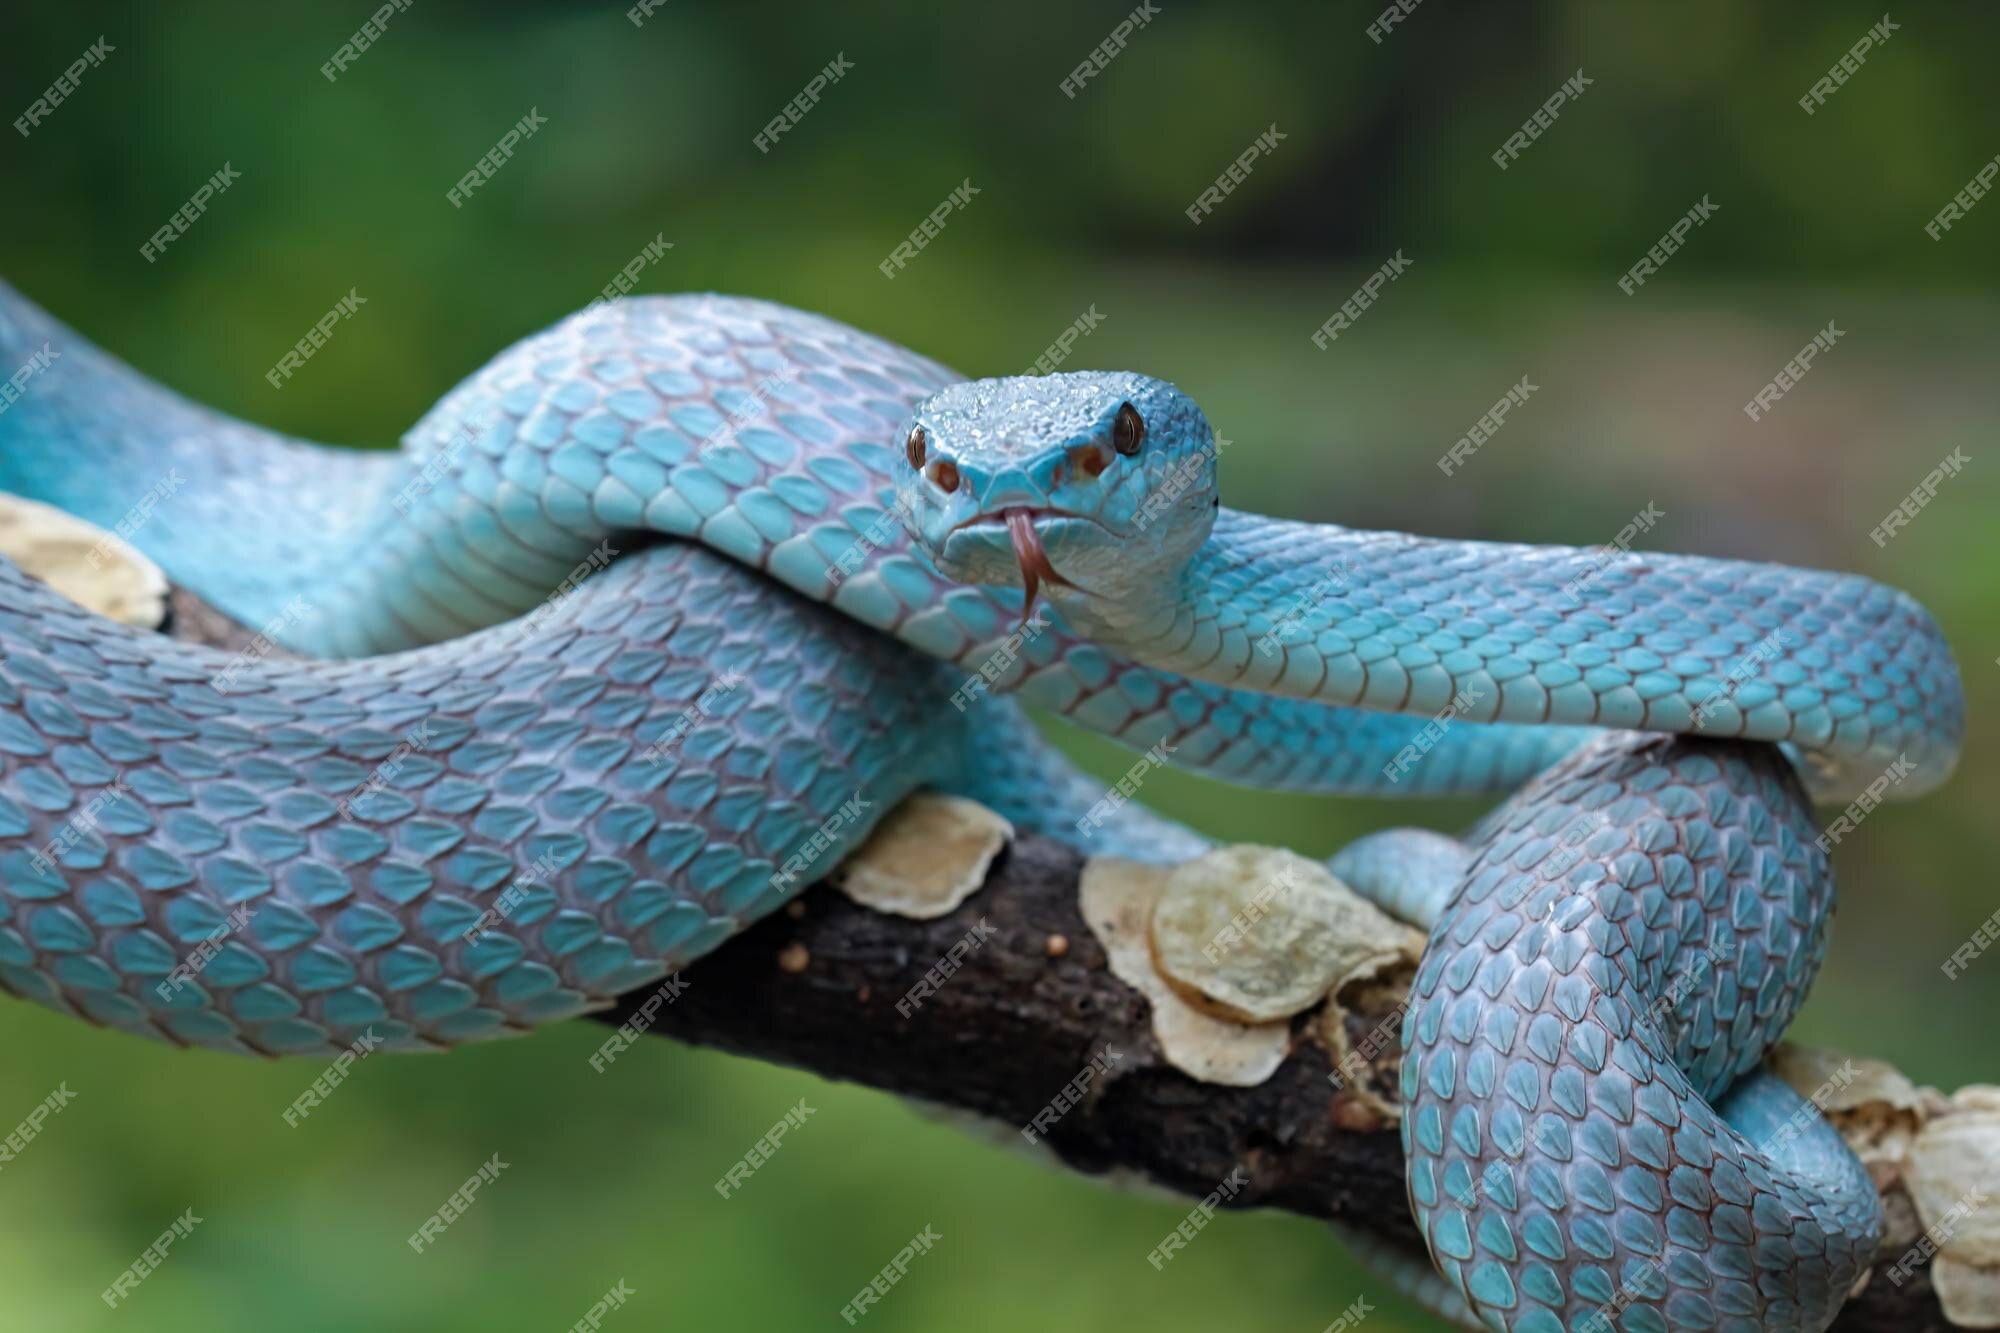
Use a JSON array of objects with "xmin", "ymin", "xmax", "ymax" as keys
[{"xmin": 0, "ymin": 281, "xmax": 1962, "ymax": 1331}]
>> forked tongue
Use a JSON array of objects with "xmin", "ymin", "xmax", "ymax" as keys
[{"xmin": 1004, "ymin": 507, "xmax": 1073, "ymax": 620}]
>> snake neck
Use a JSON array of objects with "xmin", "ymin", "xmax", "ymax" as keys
[
  {"xmin": 1049, "ymin": 503, "xmax": 1963, "ymax": 801},
  {"xmin": 1048, "ymin": 506, "xmax": 1370, "ymax": 684}
]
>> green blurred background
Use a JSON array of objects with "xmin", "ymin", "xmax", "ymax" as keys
[{"xmin": 3, "ymin": 3, "xmax": 1997, "ymax": 1329}]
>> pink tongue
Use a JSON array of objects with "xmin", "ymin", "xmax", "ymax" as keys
[{"xmin": 1003, "ymin": 508, "xmax": 1072, "ymax": 618}]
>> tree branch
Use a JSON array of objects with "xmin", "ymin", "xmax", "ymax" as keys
[
  {"xmin": 162, "ymin": 583, "xmax": 1955, "ymax": 1332},
  {"xmin": 597, "ymin": 834, "xmax": 1952, "ymax": 1333}
]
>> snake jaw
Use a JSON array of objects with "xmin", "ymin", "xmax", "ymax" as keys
[{"xmin": 1003, "ymin": 506, "xmax": 1076, "ymax": 620}]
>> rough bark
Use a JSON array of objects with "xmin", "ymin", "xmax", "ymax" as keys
[{"xmin": 595, "ymin": 834, "xmax": 1951, "ymax": 1333}]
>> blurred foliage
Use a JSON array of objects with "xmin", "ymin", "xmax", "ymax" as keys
[{"xmin": 1, "ymin": 3, "xmax": 1996, "ymax": 1330}]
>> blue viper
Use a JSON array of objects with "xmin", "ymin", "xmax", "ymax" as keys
[{"xmin": 0, "ymin": 282, "xmax": 1963, "ymax": 1331}]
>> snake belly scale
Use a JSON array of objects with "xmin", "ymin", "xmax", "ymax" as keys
[{"xmin": 0, "ymin": 282, "xmax": 1962, "ymax": 1332}]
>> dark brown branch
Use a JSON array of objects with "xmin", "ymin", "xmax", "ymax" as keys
[
  {"xmin": 163, "ymin": 584, "xmax": 1950, "ymax": 1332},
  {"xmin": 596, "ymin": 835, "xmax": 1951, "ymax": 1333}
]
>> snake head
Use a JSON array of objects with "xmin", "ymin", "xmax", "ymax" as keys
[{"xmin": 894, "ymin": 371, "xmax": 1219, "ymax": 613}]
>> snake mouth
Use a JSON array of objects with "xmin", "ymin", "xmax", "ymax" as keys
[
  {"xmin": 944, "ymin": 506, "xmax": 1106, "ymax": 617},
  {"xmin": 1002, "ymin": 507, "xmax": 1080, "ymax": 617}
]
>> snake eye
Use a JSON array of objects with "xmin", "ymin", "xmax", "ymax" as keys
[
  {"xmin": 906, "ymin": 426, "xmax": 927, "ymax": 470},
  {"xmin": 1112, "ymin": 402, "xmax": 1145, "ymax": 456},
  {"xmin": 929, "ymin": 459, "xmax": 960, "ymax": 493}
]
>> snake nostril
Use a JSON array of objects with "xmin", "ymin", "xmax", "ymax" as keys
[
  {"xmin": 1070, "ymin": 444, "xmax": 1111, "ymax": 479},
  {"xmin": 930, "ymin": 459, "xmax": 960, "ymax": 493}
]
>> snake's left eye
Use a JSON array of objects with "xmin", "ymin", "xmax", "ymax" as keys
[
  {"xmin": 906, "ymin": 426, "xmax": 928, "ymax": 470},
  {"xmin": 1112, "ymin": 402, "xmax": 1145, "ymax": 456}
]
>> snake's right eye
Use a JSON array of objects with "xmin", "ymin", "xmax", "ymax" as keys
[
  {"xmin": 906, "ymin": 426, "xmax": 927, "ymax": 470},
  {"xmin": 1112, "ymin": 402, "xmax": 1146, "ymax": 456}
]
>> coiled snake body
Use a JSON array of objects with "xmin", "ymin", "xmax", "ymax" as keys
[{"xmin": 0, "ymin": 283, "xmax": 1962, "ymax": 1331}]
